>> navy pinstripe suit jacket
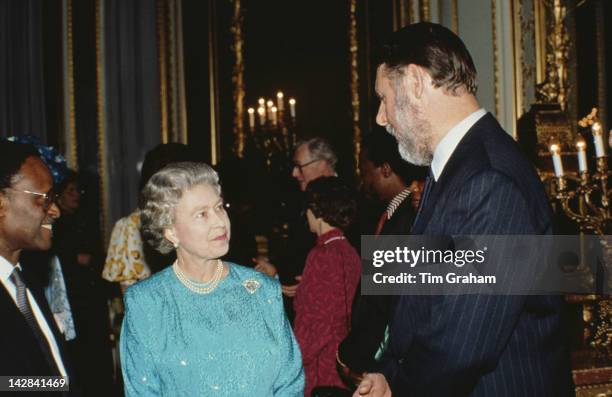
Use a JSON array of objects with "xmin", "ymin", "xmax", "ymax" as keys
[{"xmin": 380, "ymin": 113, "xmax": 575, "ymax": 396}]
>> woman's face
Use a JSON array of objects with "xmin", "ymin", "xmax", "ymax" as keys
[
  {"xmin": 58, "ymin": 181, "xmax": 81, "ymax": 214},
  {"xmin": 168, "ymin": 183, "xmax": 231, "ymax": 261}
]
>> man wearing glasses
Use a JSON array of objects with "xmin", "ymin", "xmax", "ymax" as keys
[
  {"xmin": 255, "ymin": 137, "xmax": 338, "ymax": 320},
  {"xmin": 0, "ymin": 141, "xmax": 78, "ymax": 395},
  {"xmin": 291, "ymin": 138, "xmax": 338, "ymax": 192}
]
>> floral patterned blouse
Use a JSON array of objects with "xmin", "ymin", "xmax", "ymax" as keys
[{"xmin": 102, "ymin": 211, "xmax": 150, "ymax": 286}]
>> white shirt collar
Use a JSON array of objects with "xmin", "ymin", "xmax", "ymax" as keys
[
  {"xmin": 0, "ymin": 255, "xmax": 20, "ymax": 284},
  {"xmin": 430, "ymin": 108, "xmax": 487, "ymax": 181}
]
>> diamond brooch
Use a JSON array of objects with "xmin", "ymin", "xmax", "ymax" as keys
[{"xmin": 242, "ymin": 279, "xmax": 261, "ymax": 294}]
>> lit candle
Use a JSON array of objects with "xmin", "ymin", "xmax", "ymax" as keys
[
  {"xmin": 266, "ymin": 100, "xmax": 274, "ymax": 122},
  {"xmin": 289, "ymin": 98, "xmax": 296, "ymax": 118},
  {"xmin": 276, "ymin": 91, "xmax": 284, "ymax": 111},
  {"xmin": 247, "ymin": 108, "xmax": 255, "ymax": 129},
  {"xmin": 576, "ymin": 139, "xmax": 588, "ymax": 173},
  {"xmin": 271, "ymin": 106, "xmax": 278, "ymax": 126},
  {"xmin": 257, "ymin": 107, "xmax": 266, "ymax": 126},
  {"xmin": 258, "ymin": 98, "xmax": 265, "ymax": 107},
  {"xmin": 550, "ymin": 144, "xmax": 564, "ymax": 177},
  {"xmin": 592, "ymin": 122, "xmax": 605, "ymax": 157}
]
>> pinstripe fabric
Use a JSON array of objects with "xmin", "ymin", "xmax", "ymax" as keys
[
  {"xmin": 379, "ymin": 114, "xmax": 574, "ymax": 396},
  {"xmin": 10, "ymin": 268, "xmax": 61, "ymax": 376},
  {"xmin": 412, "ymin": 169, "xmax": 434, "ymax": 227}
]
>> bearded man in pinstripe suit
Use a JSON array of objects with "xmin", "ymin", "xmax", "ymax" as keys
[{"xmin": 354, "ymin": 22, "xmax": 574, "ymax": 397}]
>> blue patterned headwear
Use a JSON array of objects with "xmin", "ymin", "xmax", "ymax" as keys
[{"xmin": 3, "ymin": 135, "xmax": 69, "ymax": 185}]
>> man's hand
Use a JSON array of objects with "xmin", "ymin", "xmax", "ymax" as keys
[
  {"xmin": 253, "ymin": 256, "xmax": 278, "ymax": 277},
  {"xmin": 281, "ymin": 275, "xmax": 302, "ymax": 297},
  {"xmin": 352, "ymin": 373, "xmax": 392, "ymax": 397}
]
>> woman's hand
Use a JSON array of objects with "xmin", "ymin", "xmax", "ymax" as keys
[
  {"xmin": 281, "ymin": 276, "xmax": 302, "ymax": 297},
  {"xmin": 253, "ymin": 256, "xmax": 278, "ymax": 277}
]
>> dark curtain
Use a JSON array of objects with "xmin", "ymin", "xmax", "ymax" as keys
[
  {"xmin": 0, "ymin": 0, "xmax": 47, "ymax": 141},
  {"xmin": 103, "ymin": 0, "xmax": 161, "ymax": 225}
]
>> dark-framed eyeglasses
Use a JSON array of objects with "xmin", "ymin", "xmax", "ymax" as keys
[
  {"xmin": 292, "ymin": 159, "xmax": 321, "ymax": 174},
  {"xmin": 6, "ymin": 188, "xmax": 58, "ymax": 210}
]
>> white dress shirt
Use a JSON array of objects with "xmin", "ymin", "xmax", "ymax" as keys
[
  {"xmin": 431, "ymin": 108, "xmax": 487, "ymax": 181},
  {"xmin": 0, "ymin": 255, "xmax": 67, "ymax": 376}
]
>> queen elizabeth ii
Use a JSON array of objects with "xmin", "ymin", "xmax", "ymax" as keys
[{"xmin": 120, "ymin": 161, "xmax": 304, "ymax": 396}]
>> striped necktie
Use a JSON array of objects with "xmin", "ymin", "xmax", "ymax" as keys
[{"xmin": 10, "ymin": 268, "xmax": 61, "ymax": 375}]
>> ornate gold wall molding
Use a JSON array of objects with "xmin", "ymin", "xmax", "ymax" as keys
[
  {"xmin": 95, "ymin": 0, "xmax": 110, "ymax": 245},
  {"xmin": 518, "ymin": 0, "xmax": 537, "ymax": 116},
  {"xmin": 157, "ymin": 0, "xmax": 188, "ymax": 144},
  {"xmin": 451, "ymin": 0, "xmax": 459, "ymax": 33},
  {"xmin": 349, "ymin": 0, "xmax": 361, "ymax": 172},
  {"xmin": 230, "ymin": 0, "xmax": 245, "ymax": 158},
  {"xmin": 534, "ymin": 0, "xmax": 546, "ymax": 84},
  {"xmin": 63, "ymin": 0, "xmax": 78, "ymax": 170},
  {"xmin": 157, "ymin": 0, "xmax": 169, "ymax": 143},
  {"xmin": 175, "ymin": 0, "xmax": 188, "ymax": 144},
  {"xmin": 208, "ymin": 0, "xmax": 220, "ymax": 165},
  {"xmin": 393, "ymin": 0, "xmax": 413, "ymax": 30},
  {"xmin": 535, "ymin": 0, "xmax": 570, "ymax": 111},
  {"xmin": 229, "ymin": 0, "xmax": 362, "ymax": 166},
  {"xmin": 492, "ymin": 0, "xmax": 501, "ymax": 118},
  {"xmin": 595, "ymin": 0, "xmax": 607, "ymax": 132},
  {"xmin": 512, "ymin": 0, "xmax": 524, "ymax": 119},
  {"xmin": 420, "ymin": 0, "xmax": 430, "ymax": 21}
]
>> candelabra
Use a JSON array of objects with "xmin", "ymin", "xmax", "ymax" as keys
[
  {"xmin": 548, "ymin": 108, "xmax": 612, "ymax": 353},
  {"xmin": 549, "ymin": 109, "xmax": 611, "ymax": 234},
  {"xmin": 244, "ymin": 91, "xmax": 297, "ymax": 170}
]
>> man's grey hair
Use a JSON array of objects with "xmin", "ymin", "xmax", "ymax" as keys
[
  {"xmin": 296, "ymin": 137, "xmax": 338, "ymax": 171},
  {"xmin": 140, "ymin": 161, "xmax": 221, "ymax": 254}
]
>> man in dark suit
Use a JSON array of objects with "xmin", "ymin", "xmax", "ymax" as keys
[
  {"xmin": 354, "ymin": 23, "xmax": 574, "ymax": 396},
  {"xmin": 338, "ymin": 131, "xmax": 426, "ymax": 377},
  {"xmin": 0, "ymin": 141, "xmax": 78, "ymax": 396}
]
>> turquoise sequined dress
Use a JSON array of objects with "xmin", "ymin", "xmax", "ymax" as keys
[{"xmin": 120, "ymin": 263, "xmax": 304, "ymax": 396}]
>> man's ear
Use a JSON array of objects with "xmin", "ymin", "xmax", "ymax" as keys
[
  {"xmin": 381, "ymin": 163, "xmax": 393, "ymax": 178},
  {"xmin": 404, "ymin": 64, "xmax": 428, "ymax": 100},
  {"xmin": 0, "ymin": 192, "xmax": 7, "ymax": 218}
]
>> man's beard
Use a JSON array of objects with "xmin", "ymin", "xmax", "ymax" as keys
[{"xmin": 386, "ymin": 92, "xmax": 434, "ymax": 166}]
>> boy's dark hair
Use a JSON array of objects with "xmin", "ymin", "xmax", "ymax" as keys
[
  {"xmin": 361, "ymin": 131, "xmax": 427, "ymax": 184},
  {"xmin": 305, "ymin": 177, "xmax": 357, "ymax": 231}
]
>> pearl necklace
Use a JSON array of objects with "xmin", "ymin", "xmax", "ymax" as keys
[{"xmin": 173, "ymin": 259, "xmax": 224, "ymax": 294}]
